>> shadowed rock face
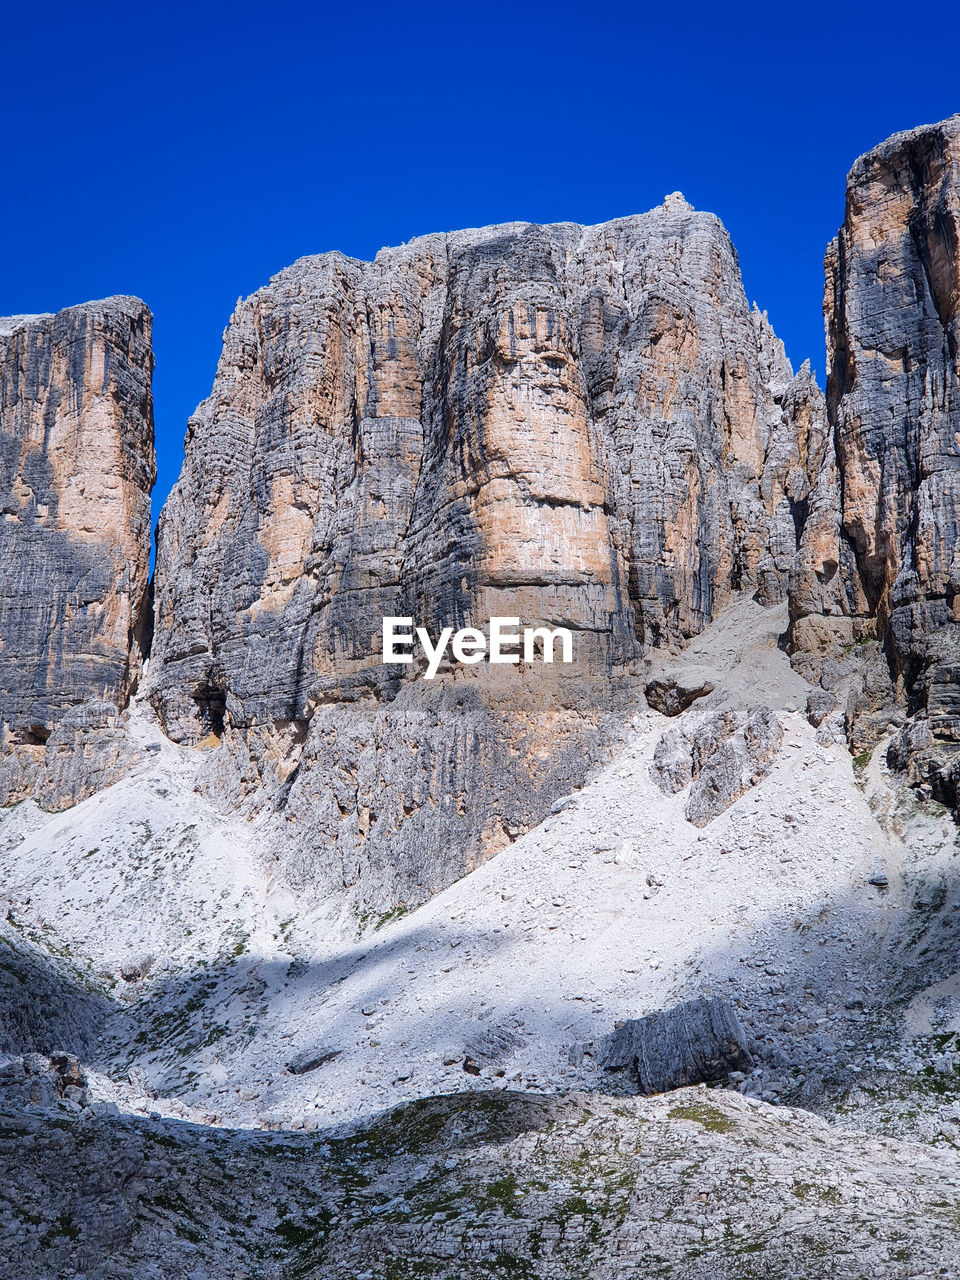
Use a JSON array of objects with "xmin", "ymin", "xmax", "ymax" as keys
[
  {"xmin": 0, "ymin": 298, "xmax": 155, "ymax": 808},
  {"xmin": 148, "ymin": 203, "xmax": 823, "ymax": 910},
  {"xmin": 790, "ymin": 115, "xmax": 960, "ymax": 803}
]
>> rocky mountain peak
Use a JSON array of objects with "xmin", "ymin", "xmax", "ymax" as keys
[
  {"xmin": 0, "ymin": 296, "xmax": 155, "ymax": 810},
  {"xmin": 788, "ymin": 110, "xmax": 960, "ymax": 802},
  {"xmin": 6, "ymin": 112, "xmax": 960, "ymax": 1280},
  {"xmin": 662, "ymin": 190, "xmax": 694, "ymax": 211},
  {"xmin": 138, "ymin": 203, "xmax": 825, "ymax": 911}
]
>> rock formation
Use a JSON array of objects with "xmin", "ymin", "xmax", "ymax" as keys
[
  {"xmin": 0, "ymin": 299, "xmax": 155, "ymax": 809},
  {"xmin": 649, "ymin": 703, "xmax": 783, "ymax": 826},
  {"xmin": 7, "ymin": 118, "xmax": 960, "ymax": 1276},
  {"xmin": 789, "ymin": 115, "xmax": 960, "ymax": 806},
  {"xmin": 644, "ymin": 667, "xmax": 715, "ymax": 716},
  {"xmin": 148, "ymin": 203, "xmax": 823, "ymax": 911},
  {"xmin": 0, "ymin": 1053, "xmax": 92, "ymax": 1110},
  {"xmin": 601, "ymin": 997, "xmax": 753, "ymax": 1092}
]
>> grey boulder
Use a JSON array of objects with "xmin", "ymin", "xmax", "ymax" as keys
[{"xmin": 602, "ymin": 997, "xmax": 753, "ymax": 1094}]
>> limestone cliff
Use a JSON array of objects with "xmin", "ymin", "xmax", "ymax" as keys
[
  {"xmin": 0, "ymin": 298, "xmax": 155, "ymax": 809},
  {"xmin": 148, "ymin": 203, "xmax": 823, "ymax": 911},
  {"xmin": 789, "ymin": 115, "xmax": 960, "ymax": 804}
]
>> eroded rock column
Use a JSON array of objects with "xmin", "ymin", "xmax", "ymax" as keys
[{"xmin": 0, "ymin": 297, "xmax": 155, "ymax": 808}]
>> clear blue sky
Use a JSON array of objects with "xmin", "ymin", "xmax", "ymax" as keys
[{"xmin": 4, "ymin": 1, "xmax": 959, "ymax": 525}]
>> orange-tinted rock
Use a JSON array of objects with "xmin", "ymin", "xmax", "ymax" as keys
[
  {"xmin": 790, "ymin": 115, "xmax": 960, "ymax": 801},
  {"xmin": 0, "ymin": 298, "xmax": 154, "ymax": 808},
  {"xmin": 148, "ymin": 206, "xmax": 822, "ymax": 911}
]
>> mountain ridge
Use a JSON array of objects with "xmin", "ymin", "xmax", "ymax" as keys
[{"xmin": 3, "ymin": 113, "xmax": 960, "ymax": 1279}]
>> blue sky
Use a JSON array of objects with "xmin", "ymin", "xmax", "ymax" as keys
[{"xmin": 4, "ymin": 1, "xmax": 959, "ymax": 524}]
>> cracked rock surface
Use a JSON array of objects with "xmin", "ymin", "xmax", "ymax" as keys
[
  {"xmin": 146, "ymin": 202, "xmax": 824, "ymax": 912},
  {"xmin": 4, "ymin": 1086, "xmax": 960, "ymax": 1280},
  {"xmin": 0, "ymin": 298, "xmax": 155, "ymax": 809},
  {"xmin": 789, "ymin": 114, "xmax": 960, "ymax": 812}
]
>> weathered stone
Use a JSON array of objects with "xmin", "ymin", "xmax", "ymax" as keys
[
  {"xmin": 650, "ymin": 703, "xmax": 783, "ymax": 824},
  {"xmin": 286, "ymin": 1047, "xmax": 341, "ymax": 1075},
  {"xmin": 645, "ymin": 668, "xmax": 715, "ymax": 716},
  {"xmin": 0, "ymin": 701, "xmax": 142, "ymax": 813},
  {"xmin": 790, "ymin": 115, "xmax": 960, "ymax": 806},
  {"xmin": 805, "ymin": 689, "xmax": 837, "ymax": 728},
  {"xmin": 0, "ymin": 1052, "xmax": 91, "ymax": 1111},
  {"xmin": 148, "ymin": 207, "xmax": 822, "ymax": 911},
  {"xmin": 601, "ymin": 997, "xmax": 753, "ymax": 1092},
  {"xmin": 0, "ymin": 299, "xmax": 155, "ymax": 810}
]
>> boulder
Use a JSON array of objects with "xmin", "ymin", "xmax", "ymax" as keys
[
  {"xmin": 645, "ymin": 669, "xmax": 715, "ymax": 717},
  {"xmin": 286, "ymin": 1047, "xmax": 342, "ymax": 1075},
  {"xmin": 602, "ymin": 997, "xmax": 753, "ymax": 1093},
  {"xmin": 650, "ymin": 704, "xmax": 783, "ymax": 825}
]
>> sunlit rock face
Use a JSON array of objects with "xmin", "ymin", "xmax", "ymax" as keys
[
  {"xmin": 789, "ymin": 115, "xmax": 960, "ymax": 802},
  {"xmin": 0, "ymin": 298, "xmax": 155, "ymax": 809},
  {"xmin": 147, "ymin": 205, "xmax": 822, "ymax": 911}
]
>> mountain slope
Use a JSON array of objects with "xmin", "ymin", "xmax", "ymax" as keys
[{"xmin": 4, "ymin": 595, "xmax": 960, "ymax": 1151}]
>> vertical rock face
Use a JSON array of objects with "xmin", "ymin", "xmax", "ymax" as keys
[
  {"xmin": 149, "ymin": 204, "xmax": 823, "ymax": 911},
  {"xmin": 790, "ymin": 116, "xmax": 960, "ymax": 801},
  {"xmin": 0, "ymin": 298, "xmax": 155, "ymax": 808}
]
